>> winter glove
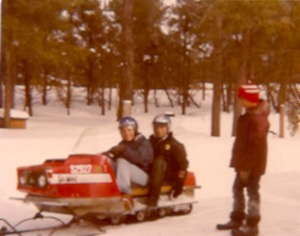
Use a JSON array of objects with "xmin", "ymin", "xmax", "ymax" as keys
[
  {"xmin": 171, "ymin": 171, "xmax": 186, "ymax": 198},
  {"xmin": 239, "ymin": 171, "xmax": 250, "ymax": 182},
  {"xmin": 102, "ymin": 151, "xmax": 114, "ymax": 159},
  {"xmin": 103, "ymin": 144, "xmax": 125, "ymax": 159},
  {"xmin": 109, "ymin": 144, "xmax": 125, "ymax": 158}
]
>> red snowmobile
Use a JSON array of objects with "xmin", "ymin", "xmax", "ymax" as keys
[{"xmin": 1, "ymin": 129, "xmax": 199, "ymax": 234}]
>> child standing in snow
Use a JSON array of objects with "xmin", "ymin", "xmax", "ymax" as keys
[{"xmin": 217, "ymin": 81, "xmax": 270, "ymax": 236}]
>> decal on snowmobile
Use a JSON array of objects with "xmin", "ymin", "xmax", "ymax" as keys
[
  {"xmin": 70, "ymin": 164, "xmax": 92, "ymax": 174},
  {"xmin": 48, "ymin": 173, "xmax": 113, "ymax": 184}
]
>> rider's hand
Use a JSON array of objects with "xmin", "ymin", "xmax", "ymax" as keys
[
  {"xmin": 171, "ymin": 171, "xmax": 186, "ymax": 198},
  {"xmin": 109, "ymin": 144, "xmax": 125, "ymax": 158}
]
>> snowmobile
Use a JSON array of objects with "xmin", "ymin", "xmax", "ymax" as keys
[{"xmin": 0, "ymin": 128, "xmax": 200, "ymax": 235}]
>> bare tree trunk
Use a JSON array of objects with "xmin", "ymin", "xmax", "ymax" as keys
[
  {"xmin": 0, "ymin": 2, "xmax": 4, "ymax": 109},
  {"xmin": 2, "ymin": 0, "xmax": 13, "ymax": 128},
  {"xmin": 267, "ymin": 83, "xmax": 277, "ymax": 111},
  {"xmin": 118, "ymin": 0, "xmax": 134, "ymax": 120},
  {"xmin": 232, "ymin": 28, "xmax": 251, "ymax": 136},
  {"xmin": 58, "ymin": 69, "xmax": 73, "ymax": 116},
  {"xmin": 24, "ymin": 60, "xmax": 33, "ymax": 116},
  {"xmin": 86, "ymin": 60, "xmax": 94, "ymax": 105},
  {"xmin": 107, "ymin": 61, "xmax": 112, "ymax": 111},
  {"xmin": 66, "ymin": 71, "xmax": 72, "ymax": 115},
  {"xmin": 180, "ymin": 15, "xmax": 191, "ymax": 115},
  {"xmin": 0, "ymin": 78, "xmax": 2, "ymax": 109},
  {"xmin": 108, "ymin": 83, "xmax": 112, "ymax": 111},
  {"xmin": 189, "ymin": 94, "xmax": 201, "ymax": 108},
  {"xmin": 0, "ymin": 9, "xmax": 3, "ymax": 109},
  {"xmin": 154, "ymin": 88, "xmax": 159, "ymax": 107},
  {"xmin": 3, "ymin": 46, "xmax": 12, "ymax": 128},
  {"xmin": 278, "ymin": 81, "xmax": 287, "ymax": 111},
  {"xmin": 181, "ymin": 58, "xmax": 190, "ymax": 115},
  {"xmin": 211, "ymin": 14, "xmax": 222, "ymax": 137},
  {"xmin": 227, "ymin": 82, "xmax": 233, "ymax": 110},
  {"xmin": 42, "ymin": 68, "xmax": 48, "ymax": 105},
  {"xmin": 100, "ymin": 79, "xmax": 105, "ymax": 116},
  {"xmin": 143, "ymin": 61, "xmax": 150, "ymax": 113},
  {"xmin": 0, "ymin": 48, "xmax": 2, "ymax": 108},
  {"xmin": 279, "ymin": 104, "xmax": 285, "ymax": 138},
  {"xmin": 202, "ymin": 81, "xmax": 206, "ymax": 100},
  {"xmin": 290, "ymin": 83, "xmax": 300, "ymax": 102},
  {"xmin": 158, "ymin": 76, "xmax": 174, "ymax": 107},
  {"xmin": 143, "ymin": 89, "xmax": 149, "ymax": 113},
  {"xmin": 221, "ymin": 83, "xmax": 227, "ymax": 112},
  {"xmin": 222, "ymin": 82, "xmax": 232, "ymax": 113}
]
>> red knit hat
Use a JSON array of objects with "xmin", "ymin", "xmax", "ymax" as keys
[{"xmin": 237, "ymin": 81, "xmax": 260, "ymax": 103}]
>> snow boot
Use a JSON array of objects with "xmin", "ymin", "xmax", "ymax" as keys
[
  {"xmin": 231, "ymin": 225, "xmax": 259, "ymax": 236},
  {"xmin": 216, "ymin": 220, "xmax": 242, "ymax": 230},
  {"xmin": 146, "ymin": 206, "xmax": 159, "ymax": 221},
  {"xmin": 216, "ymin": 212, "xmax": 244, "ymax": 230},
  {"xmin": 147, "ymin": 196, "xmax": 158, "ymax": 208},
  {"xmin": 231, "ymin": 215, "xmax": 260, "ymax": 236}
]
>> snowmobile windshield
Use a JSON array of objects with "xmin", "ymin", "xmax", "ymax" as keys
[{"xmin": 71, "ymin": 127, "xmax": 119, "ymax": 155}]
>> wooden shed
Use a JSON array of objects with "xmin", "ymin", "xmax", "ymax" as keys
[{"xmin": 0, "ymin": 109, "xmax": 29, "ymax": 129}]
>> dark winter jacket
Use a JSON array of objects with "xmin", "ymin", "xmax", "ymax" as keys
[
  {"xmin": 119, "ymin": 133, "xmax": 154, "ymax": 173},
  {"xmin": 149, "ymin": 132, "xmax": 189, "ymax": 180},
  {"xmin": 230, "ymin": 100, "xmax": 270, "ymax": 176}
]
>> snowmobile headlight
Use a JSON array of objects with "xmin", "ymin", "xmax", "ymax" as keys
[
  {"xmin": 19, "ymin": 175, "xmax": 27, "ymax": 185},
  {"xmin": 37, "ymin": 174, "xmax": 47, "ymax": 188}
]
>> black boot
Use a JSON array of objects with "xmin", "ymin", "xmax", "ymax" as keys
[
  {"xmin": 231, "ymin": 216, "xmax": 260, "ymax": 236},
  {"xmin": 217, "ymin": 220, "xmax": 242, "ymax": 230},
  {"xmin": 147, "ymin": 195, "xmax": 158, "ymax": 207},
  {"xmin": 216, "ymin": 212, "xmax": 245, "ymax": 230}
]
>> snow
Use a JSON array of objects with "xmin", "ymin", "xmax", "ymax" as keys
[
  {"xmin": 164, "ymin": 0, "xmax": 176, "ymax": 6},
  {"xmin": 0, "ymin": 89, "xmax": 299, "ymax": 236},
  {"xmin": 0, "ymin": 108, "xmax": 29, "ymax": 119}
]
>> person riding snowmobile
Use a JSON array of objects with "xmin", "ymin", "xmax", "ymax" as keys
[
  {"xmin": 104, "ymin": 116, "xmax": 154, "ymax": 194},
  {"xmin": 147, "ymin": 114, "xmax": 189, "ymax": 208}
]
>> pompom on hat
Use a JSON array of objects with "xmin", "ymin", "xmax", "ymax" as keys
[{"xmin": 237, "ymin": 81, "xmax": 260, "ymax": 103}]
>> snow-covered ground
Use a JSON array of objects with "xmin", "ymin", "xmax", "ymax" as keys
[{"xmin": 0, "ymin": 89, "xmax": 299, "ymax": 236}]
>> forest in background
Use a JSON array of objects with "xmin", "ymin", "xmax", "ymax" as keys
[{"xmin": 1, "ymin": 0, "xmax": 300, "ymax": 135}]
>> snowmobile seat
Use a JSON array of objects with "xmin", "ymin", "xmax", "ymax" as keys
[{"xmin": 130, "ymin": 171, "xmax": 197, "ymax": 197}]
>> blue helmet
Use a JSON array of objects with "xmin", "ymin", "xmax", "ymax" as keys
[
  {"xmin": 119, "ymin": 116, "xmax": 138, "ymax": 132},
  {"xmin": 152, "ymin": 114, "xmax": 171, "ymax": 131}
]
